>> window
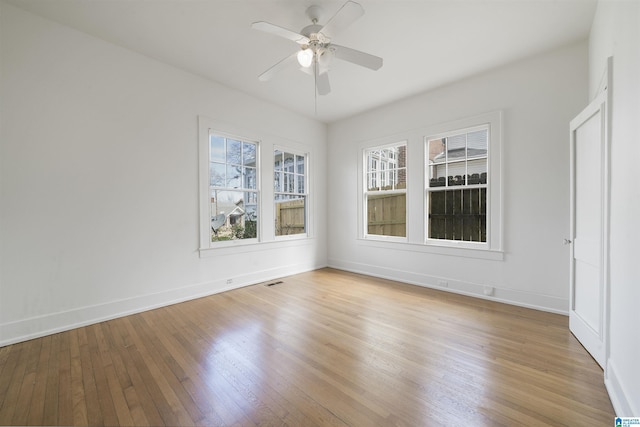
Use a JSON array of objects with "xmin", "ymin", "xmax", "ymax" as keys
[
  {"xmin": 364, "ymin": 142, "xmax": 407, "ymax": 238},
  {"xmin": 426, "ymin": 123, "xmax": 493, "ymax": 247},
  {"xmin": 274, "ymin": 150, "xmax": 307, "ymax": 236},
  {"xmin": 208, "ymin": 133, "xmax": 259, "ymax": 243}
]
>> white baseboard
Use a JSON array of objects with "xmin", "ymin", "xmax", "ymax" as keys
[
  {"xmin": 328, "ymin": 258, "xmax": 569, "ymax": 315},
  {"xmin": 606, "ymin": 359, "xmax": 637, "ymax": 417},
  {"xmin": 0, "ymin": 262, "xmax": 325, "ymax": 347}
]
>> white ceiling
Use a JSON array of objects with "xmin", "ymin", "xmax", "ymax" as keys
[{"xmin": 6, "ymin": 0, "xmax": 597, "ymax": 123}]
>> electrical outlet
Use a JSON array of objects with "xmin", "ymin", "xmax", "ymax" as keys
[
  {"xmin": 483, "ymin": 286, "xmax": 494, "ymax": 296},
  {"xmin": 226, "ymin": 278, "xmax": 233, "ymax": 285},
  {"xmin": 437, "ymin": 280, "xmax": 448, "ymax": 288}
]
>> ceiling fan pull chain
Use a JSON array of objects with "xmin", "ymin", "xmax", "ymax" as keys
[{"xmin": 314, "ymin": 58, "xmax": 318, "ymax": 115}]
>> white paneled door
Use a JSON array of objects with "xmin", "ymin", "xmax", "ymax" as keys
[{"xmin": 569, "ymin": 87, "xmax": 609, "ymax": 369}]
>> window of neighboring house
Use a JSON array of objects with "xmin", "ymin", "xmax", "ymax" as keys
[
  {"xmin": 426, "ymin": 124, "xmax": 492, "ymax": 246},
  {"xmin": 208, "ymin": 133, "xmax": 259, "ymax": 243},
  {"xmin": 274, "ymin": 149, "xmax": 307, "ymax": 236},
  {"xmin": 364, "ymin": 142, "xmax": 407, "ymax": 238}
]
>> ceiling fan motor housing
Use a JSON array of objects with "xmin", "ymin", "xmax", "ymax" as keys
[{"xmin": 300, "ymin": 24, "xmax": 324, "ymax": 39}]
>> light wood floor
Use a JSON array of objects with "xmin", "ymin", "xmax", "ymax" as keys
[{"xmin": 0, "ymin": 268, "xmax": 614, "ymax": 426}]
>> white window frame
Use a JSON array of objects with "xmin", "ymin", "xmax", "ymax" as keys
[
  {"xmin": 363, "ymin": 140, "xmax": 408, "ymax": 242},
  {"xmin": 274, "ymin": 147, "xmax": 309, "ymax": 239},
  {"xmin": 424, "ymin": 111, "xmax": 502, "ymax": 251},
  {"xmin": 198, "ymin": 118, "xmax": 262, "ymax": 251}
]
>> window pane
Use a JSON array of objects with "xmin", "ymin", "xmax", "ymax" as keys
[
  {"xmin": 467, "ymin": 129, "xmax": 487, "ymax": 157},
  {"xmin": 245, "ymin": 191, "xmax": 258, "ymax": 207},
  {"xmin": 275, "ymin": 196, "xmax": 306, "ymax": 236},
  {"xmin": 210, "ymin": 136, "xmax": 225, "ymax": 163},
  {"xmin": 446, "ymin": 134, "xmax": 466, "ymax": 160},
  {"xmin": 275, "ymin": 149, "xmax": 308, "ymax": 237},
  {"xmin": 426, "ymin": 125, "xmax": 490, "ymax": 244},
  {"xmin": 368, "ymin": 172, "xmax": 377, "ymax": 191},
  {"xmin": 368, "ymin": 150, "xmax": 377, "ymax": 161},
  {"xmin": 207, "ymin": 132, "xmax": 260, "ymax": 246},
  {"xmin": 397, "ymin": 146, "xmax": 407, "ymax": 189},
  {"xmin": 210, "ymin": 190, "xmax": 258, "ymax": 242},
  {"xmin": 227, "ymin": 139, "xmax": 242, "ymax": 164},
  {"xmin": 429, "ymin": 164, "xmax": 447, "ymax": 184},
  {"xmin": 297, "ymin": 175, "xmax": 305, "ymax": 194},
  {"xmin": 367, "ymin": 193, "xmax": 406, "ymax": 237},
  {"xmin": 243, "ymin": 167, "xmax": 256, "ymax": 189},
  {"xmin": 226, "ymin": 164, "xmax": 241, "ymax": 188},
  {"xmin": 467, "ymin": 158, "xmax": 487, "ymax": 177},
  {"xmin": 274, "ymin": 171, "xmax": 282, "ymax": 192},
  {"xmin": 284, "ymin": 172, "xmax": 294, "ymax": 193},
  {"xmin": 429, "ymin": 138, "xmax": 446, "ymax": 163},
  {"xmin": 448, "ymin": 161, "xmax": 466, "ymax": 184},
  {"xmin": 380, "ymin": 163, "xmax": 387, "ymax": 189},
  {"xmin": 381, "ymin": 148, "xmax": 393, "ymax": 163},
  {"xmin": 428, "ymin": 138, "xmax": 445, "ymax": 188},
  {"xmin": 364, "ymin": 142, "xmax": 407, "ymax": 238},
  {"xmin": 428, "ymin": 188, "xmax": 486, "ymax": 242},
  {"xmin": 424, "ymin": 118, "xmax": 498, "ymax": 248},
  {"xmin": 243, "ymin": 142, "xmax": 257, "ymax": 167},
  {"xmin": 210, "ymin": 162, "xmax": 225, "ymax": 187},
  {"xmin": 284, "ymin": 152, "xmax": 295, "ymax": 173}
]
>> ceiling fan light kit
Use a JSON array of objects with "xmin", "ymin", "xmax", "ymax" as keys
[
  {"xmin": 297, "ymin": 48, "xmax": 314, "ymax": 68},
  {"xmin": 252, "ymin": 0, "xmax": 383, "ymax": 97}
]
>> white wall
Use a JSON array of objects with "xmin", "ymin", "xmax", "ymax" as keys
[
  {"xmin": 0, "ymin": 3, "xmax": 327, "ymax": 346},
  {"xmin": 327, "ymin": 42, "xmax": 588, "ymax": 313},
  {"xmin": 589, "ymin": 1, "xmax": 640, "ymax": 416}
]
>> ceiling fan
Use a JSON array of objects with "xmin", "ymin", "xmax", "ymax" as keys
[{"xmin": 251, "ymin": 0, "xmax": 383, "ymax": 96}]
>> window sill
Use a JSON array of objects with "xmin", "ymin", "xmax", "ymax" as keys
[
  {"xmin": 275, "ymin": 233, "xmax": 309, "ymax": 242},
  {"xmin": 356, "ymin": 238, "xmax": 504, "ymax": 261},
  {"xmin": 199, "ymin": 237, "xmax": 313, "ymax": 258},
  {"xmin": 362, "ymin": 234, "xmax": 408, "ymax": 243}
]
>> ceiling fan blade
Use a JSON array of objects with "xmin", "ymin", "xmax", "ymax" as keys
[
  {"xmin": 319, "ymin": 1, "xmax": 364, "ymax": 39},
  {"xmin": 332, "ymin": 44, "xmax": 383, "ymax": 70},
  {"xmin": 251, "ymin": 21, "xmax": 310, "ymax": 44},
  {"xmin": 316, "ymin": 70, "xmax": 331, "ymax": 96},
  {"xmin": 258, "ymin": 52, "xmax": 298, "ymax": 82}
]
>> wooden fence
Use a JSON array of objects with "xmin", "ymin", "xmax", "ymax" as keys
[
  {"xmin": 428, "ymin": 188, "xmax": 486, "ymax": 242},
  {"xmin": 275, "ymin": 198, "xmax": 305, "ymax": 235},
  {"xmin": 366, "ymin": 188, "xmax": 486, "ymax": 241},
  {"xmin": 367, "ymin": 193, "xmax": 406, "ymax": 237}
]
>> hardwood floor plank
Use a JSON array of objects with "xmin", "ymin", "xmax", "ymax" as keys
[
  {"xmin": 42, "ymin": 333, "xmax": 61, "ymax": 426},
  {"xmin": 12, "ymin": 338, "xmax": 42, "ymax": 425},
  {"xmin": 0, "ymin": 346, "xmax": 11, "ymax": 379},
  {"xmin": 127, "ymin": 314, "xmax": 199, "ymax": 426},
  {"xmin": 109, "ymin": 318, "xmax": 165, "ymax": 426},
  {"xmin": 56, "ymin": 331, "xmax": 73, "ymax": 426},
  {"xmin": 183, "ymin": 301, "xmax": 348, "ymax": 427},
  {"xmin": 95, "ymin": 323, "xmax": 136, "ymax": 426},
  {"xmin": 69, "ymin": 329, "xmax": 89, "ymax": 426},
  {"xmin": 0, "ymin": 268, "xmax": 615, "ymax": 426},
  {"xmin": 26, "ymin": 335, "xmax": 53, "ymax": 425},
  {"xmin": 0, "ymin": 342, "xmax": 21, "ymax": 419},
  {"xmin": 76, "ymin": 327, "xmax": 105, "ymax": 425},
  {"xmin": 0, "ymin": 343, "xmax": 25, "ymax": 425},
  {"xmin": 85, "ymin": 324, "xmax": 119, "ymax": 426},
  {"xmin": 143, "ymin": 307, "xmax": 243, "ymax": 426}
]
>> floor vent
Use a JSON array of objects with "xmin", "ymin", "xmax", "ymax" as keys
[{"xmin": 265, "ymin": 281, "xmax": 283, "ymax": 287}]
